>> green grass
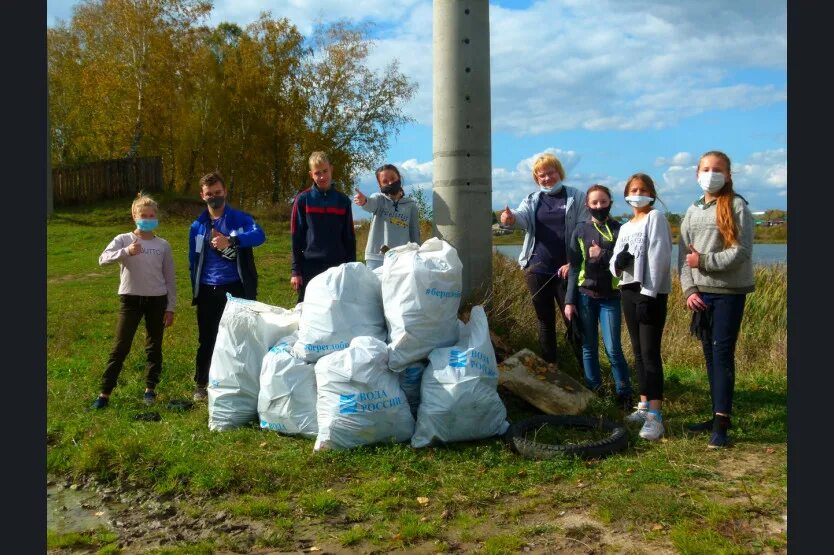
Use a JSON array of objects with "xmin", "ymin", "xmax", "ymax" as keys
[{"xmin": 47, "ymin": 196, "xmax": 787, "ymax": 553}]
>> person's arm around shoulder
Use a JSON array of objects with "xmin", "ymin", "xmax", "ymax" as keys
[
  {"xmin": 162, "ymin": 239, "xmax": 176, "ymax": 326},
  {"xmin": 408, "ymin": 201, "xmax": 421, "ymax": 244},
  {"xmin": 639, "ymin": 210, "xmax": 672, "ymax": 298},
  {"xmin": 564, "ymin": 225, "xmax": 583, "ymax": 321},
  {"xmin": 699, "ymin": 197, "xmax": 753, "ymax": 272},
  {"xmin": 233, "ymin": 210, "xmax": 266, "ymax": 248},
  {"xmin": 99, "ymin": 234, "xmax": 133, "ymax": 265}
]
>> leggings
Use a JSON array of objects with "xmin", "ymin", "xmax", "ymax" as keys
[{"xmin": 620, "ymin": 284, "xmax": 667, "ymax": 401}]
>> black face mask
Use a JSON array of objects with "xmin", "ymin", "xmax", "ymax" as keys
[
  {"xmin": 206, "ymin": 196, "xmax": 225, "ymax": 209},
  {"xmin": 589, "ymin": 205, "xmax": 611, "ymax": 221},
  {"xmin": 380, "ymin": 180, "xmax": 403, "ymax": 196}
]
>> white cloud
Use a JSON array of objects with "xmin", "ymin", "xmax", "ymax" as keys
[{"xmin": 185, "ymin": 0, "xmax": 787, "ymax": 135}]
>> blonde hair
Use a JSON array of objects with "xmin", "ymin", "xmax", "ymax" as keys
[
  {"xmin": 309, "ymin": 151, "xmax": 331, "ymax": 168},
  {"xmin": 131, "ymin": 191, "xmax": 158, "ymax": 217},
  {"xmin": 531, "ymin": 153, "xmax": 565, "ymax": 182}
]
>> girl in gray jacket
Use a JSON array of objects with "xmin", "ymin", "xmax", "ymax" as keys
[
  {"xmin": 354, "ymin": 164, "xmax": 421, "ymax": 270},
  {"xmin": 679, "ymin": 150, "xmax": 755, "ymax": 449}
]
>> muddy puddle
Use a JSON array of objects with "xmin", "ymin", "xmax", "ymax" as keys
[{"xmin": 47, "ymin": 480, "xmax": 122, "ymax": 535}]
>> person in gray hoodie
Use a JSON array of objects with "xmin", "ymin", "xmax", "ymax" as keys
[
  {"xmin": 500, "ymin": 152, "xmax": 589, "ymax": 365},
  {"xmin": 353, "ymin": 164, "xmax": 421, "ymax": 270},
  {"xmin": 679, "ymin": 150, "xmax": 755, "ymax": 449}
]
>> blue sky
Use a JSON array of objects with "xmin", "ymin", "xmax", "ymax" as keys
[{"xmin": 48, "ymin": 0, "xmax": 787, "ymax": 219}]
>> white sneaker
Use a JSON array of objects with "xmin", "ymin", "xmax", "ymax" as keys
[
  {"xmin": 639, "ymin": 413, "xmax": 665, "ymax": 441},
  {"xmin": 624, "ymin": 402, "xmax": 649, "ymax": 424}
]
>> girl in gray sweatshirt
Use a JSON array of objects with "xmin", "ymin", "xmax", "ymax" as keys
[
  {"xmin": 353, "ymin": 164, "xmax": 421, "ymax": 270},
  {"xmin": 609, "ymin": 173, "xmax": 673, "ymax": 442},
  {"xmin": 678, "ymin": 150, "xmax": 755, "ymax": 449}
]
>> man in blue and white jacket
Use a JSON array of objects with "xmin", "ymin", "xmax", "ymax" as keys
[
  {"xmin": 188, "ymin": 171, "xmax": 266, "ymax": 401},
  {"xmin": 500, "ymin": 153, "xmax": 589, "ymax": 365}
]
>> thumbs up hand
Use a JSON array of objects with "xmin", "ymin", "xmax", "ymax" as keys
[
  {"xmin": 588, "ymin": 239, "xmax": 602, "ymax": 260},
  {"xmin": 127, "ymin": 233, "xmax": 141, "ymax": 256},
  {"xmin": 353, "ymin": 189, "xmax": 367, "ymax": 206},
  {"xmin": 613, "ymin": 243, "xmax": 634, "ymax": 272},
  {"xmin": 686, "ymin": 243, "xmax": 701, "ymax": 268},
  {"xmin": 500, "ymin": 205, "xmax": 515, "ymax": 226}
]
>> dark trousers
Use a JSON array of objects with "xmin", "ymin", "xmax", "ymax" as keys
[
  {"xmin": 195, "ymin": 281, "xmax": 245, "ymax": 386},
  {"xmin": 621, "ymin": 285, "xmax": 668, "ymax": 401},
  {"xmin": 525, "ymin": 271, "xmax": 583, "ymax": 365},
  {"xmin": 100, "ymin": 294, "xmax": 168, "ymax": 394},
  {"xmin": 297, "ymin": 260, "xmax": 337, "ymax": 303},
  {"xmin": 700, "ymin": 293, "xmax": 747, "ymax": 415}
]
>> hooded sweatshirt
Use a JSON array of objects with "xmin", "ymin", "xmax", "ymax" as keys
[{"xmin": 361, "ymin": 193, "xmax": 421, "ymax": 265}]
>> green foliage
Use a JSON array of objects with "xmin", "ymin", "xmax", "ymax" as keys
[
  {"xmin": 411, "ymin": 184, "xmax": 434, "ymax": 224},
  {"xmin": 48, "ymin": 2, "xmax": 416, "ymax": 205}
]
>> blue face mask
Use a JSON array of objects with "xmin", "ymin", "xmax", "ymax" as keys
[
  {"xmin": 135, "ymin": 219, "xmax": 159, "ymax": 232},
  {"xmin": 539, "ymin": 183, "xmax": 564, "ymax": 195}
]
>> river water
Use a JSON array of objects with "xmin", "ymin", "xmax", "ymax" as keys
[{"xmin": 494, "ymin": 243, "xmax": 787, "ymax": 267}]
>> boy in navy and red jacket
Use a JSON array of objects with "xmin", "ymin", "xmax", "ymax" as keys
[{"xmin": 290, "ymin": 151, "xmax": 357, "ymax": 302}]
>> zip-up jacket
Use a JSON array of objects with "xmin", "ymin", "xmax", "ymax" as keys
[
  {"xmin": 189, "ymin": 205, "xmax": 265, "ymax": 304},
  {"xmin": 566, "ymin": 218, "xmax": 622, "ymax": 304},
  {"xmin": 361, "ymin": 193, "xmax": 421, "ymax": 265},
  {"xmin": 508, "ymin": 186, "xmax": 590, "ymax": 270},
  {"xmin": 290, "ymin": 184, "xmax": 356, "ymax": 276}
]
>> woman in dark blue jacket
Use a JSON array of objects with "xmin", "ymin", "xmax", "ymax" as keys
[{"xmin": 565, "ymin": 184, "xmax": 633, "ymax": 410}]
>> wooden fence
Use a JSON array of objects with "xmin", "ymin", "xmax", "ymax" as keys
[{"xmin": 52, "ymin": 156, "xmax": 163, "ymax": 205}]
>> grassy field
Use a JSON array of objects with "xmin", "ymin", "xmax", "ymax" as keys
[{"xmin": 47, "ymin": 196, "xmax": 787, "ymax": 554}]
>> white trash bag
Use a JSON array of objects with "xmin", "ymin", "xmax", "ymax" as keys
[
  {"xmin": 314, "ymin": 336, "xmax": 414, "ymax": 451},
  {"xmin": 411, "ymin": 305, "xmax": 509, "ymax": 448},
  {"xmin": 208, "ymin": 295, "xmax": 300, "ymax": 431},
  {"xmin": 397, "ymin": 361, "xmax": 427, "ymax": 417},
  {"xmin": 293, "ymin": 262, "xmax": 387, "ymax": 362},
  {"xmin": 258, "ymin": 332, "xmax": 318, "ymax": 437},
  {"xmin": 382, "ymin": 238, "xmax": 463, "ymax": 371}
]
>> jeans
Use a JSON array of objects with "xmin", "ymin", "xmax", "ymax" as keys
[
  {"xmin": 195, "ymin": 281, "xmax": 245, "ymax": 386},
  {"xmin": 524, "ymin": 271, "xmax": 583, "ymax": 365},
  {"xmin": 577, "ymin": 293, "xmax": 632, "ymax": 396},
  {"xmin": 100, "ymin": 294, "xmax": 168, "ymax": 394},
  {"xmin": 699, "ymin": 293, "xmax": 747, "ymax": 415},
  {"xmin": 621, "ymin": 285, "xmax": 668, "ymax": 401}
]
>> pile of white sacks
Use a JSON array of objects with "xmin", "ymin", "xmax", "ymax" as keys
[{"xmin": 206, "ymin": 237, "xmax": 509, "ymax": 450}]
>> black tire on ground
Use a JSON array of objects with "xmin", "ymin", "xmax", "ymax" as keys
[{"xmin": 506, "ymin": 414, "xmax": 629, "ymax": 459}]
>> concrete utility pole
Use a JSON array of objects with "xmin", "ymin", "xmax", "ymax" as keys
[{"xmin": 432, "ymin": 0, "xmax": 492, "ymax": 300}]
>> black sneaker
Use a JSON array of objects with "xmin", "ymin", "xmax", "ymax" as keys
[
  {"xmin": 143, "ymin": 390, "xmax": 157, "ymax": 406},
  {"xmin": 193, "ymin": 386, "xmax": 208, "ymax": 402},
  {"xmin": 688, "ymin": 416, "xmax": 732, "ymax": 434},
  {"xmin": 708, "ymin": 415, "xmax": 731, "ymax": 449},
  {"xmin": 90, "ymin": 396, "xmax": 109, "ymax": 410}
]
